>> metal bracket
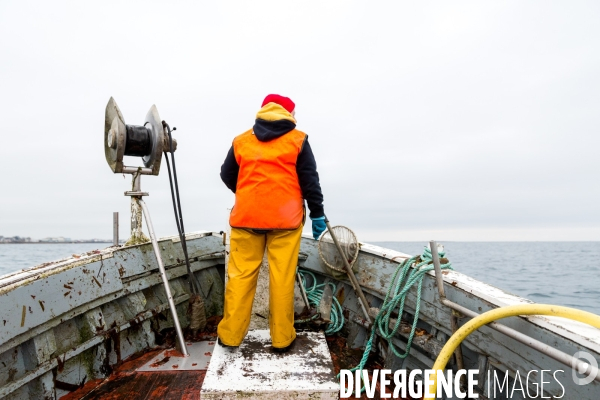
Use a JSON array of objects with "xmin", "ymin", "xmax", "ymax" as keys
[{"xmin": 124, "ymin": 191, "xmax": 149, "ymax": 197}]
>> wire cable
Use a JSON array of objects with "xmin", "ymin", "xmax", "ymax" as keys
[{"xmin": 162, "ymin": 121, "xmax": 201, "ymax": 295}]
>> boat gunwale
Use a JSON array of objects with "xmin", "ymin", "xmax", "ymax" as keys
[
  {"xmin": 0, "ymin": 232, "xmax": 225, "ymax": 354},
  {"xmin": 325, "ymin": 236, "xmax": 600, "ymax": 352},
  {"xmin": 0, "ymin": 231, "xmax": 220, "ymax": 293}
]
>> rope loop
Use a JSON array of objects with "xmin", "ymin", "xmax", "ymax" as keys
[
  {"xmin": 294, "ymin": 269, "xmax": 345, "ymax": 335},
  {"xmin": 343, "ymin": 245, "xmax": 453, "ymax": 393}
]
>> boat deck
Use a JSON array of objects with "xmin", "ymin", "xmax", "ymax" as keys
[
  {"xmin": 60, "ymin": 347, "xmax": 206, "ymax": 400},
  {"xmin": 60, "ymin": 329, "xmax": 403, "ymax": 400}
]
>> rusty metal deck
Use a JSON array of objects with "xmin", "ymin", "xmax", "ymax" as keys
[
  {"xmin": 62, "ymin": 330, "xmax": 403, "ymax": 400},
  {"xmin": 61, "ymin": 347, "xmax": 207, "ymax": 400}
]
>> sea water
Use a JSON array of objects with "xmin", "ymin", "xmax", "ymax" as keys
[
  {"xmin": 374, "ymin": 241, "xmax": 600, "ymax": 314},
  {"xmin": 1, "ymin": 241, "xmax": 598, "ymax": 314},
  {"xmin": 0, "ymin": 243, "xmax": 107, "ymax": 277}
]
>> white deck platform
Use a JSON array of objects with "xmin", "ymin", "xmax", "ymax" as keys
[{"xmin": 200, "ymin": 330, "xmax": 339, "ymax": 399}]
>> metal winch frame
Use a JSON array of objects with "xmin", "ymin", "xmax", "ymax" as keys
[{"xmin": 104, "ymin": 97, "xmax": 188, "ymax": 357}]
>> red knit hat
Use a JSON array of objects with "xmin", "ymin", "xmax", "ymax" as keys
[{"xmin": 262, "ymin": 94, "xmax": 295, "ymax": 113}]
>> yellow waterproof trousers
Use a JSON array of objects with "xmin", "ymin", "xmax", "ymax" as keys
[{"xmin": 217, "ymin": 225, "xmax": 303, "ymax": 348}]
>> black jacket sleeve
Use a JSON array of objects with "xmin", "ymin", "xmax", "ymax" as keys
[
  {"xmin": 296, "ymin": 139, "xmax": 325, "ymax": 218},
  {"xmin": 220, "ymin": 146, "xmax": 239, "ymax": 193}
]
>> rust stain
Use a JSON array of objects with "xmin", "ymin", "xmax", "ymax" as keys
[
  {"xmin": 171, "ymin": 364, "xmax": 179, "ymax": 369},
  {"xmin": 57, "ymin": 354, "xmax": 66, "ymax": 372},
  {"xmin": 150, "ymin": 357, "xmax": 171, "ymax": 368},
  {"xmin": 192, "ymin": 363, "xmax": 197, "ymax": 367},
  {"xmin": 64, "ymin": 284, "xmax": 73, "ymax": 289},
  {"xmin": 164, "ymin": 349, "xmax": 184, "ymax": 358},
  {"xmin": 64, "ymin": 291, "xmax": 71, "ymax": 297},
  {"xmin": 204, "ymin": 352, "xmax": 212, "ymax": 357},
  {"xmin": 108, "ymin": 322, "xmax": 122, "ymax": 364},
  {"xmin": 7, "ymin": 367, "xmax": 17, "ymax": 382},
  {"xmin": 30, "ymin": 295, "xmax": 36, "ymax": 299},
  {"xmin": 390, "ymin": 255, "xmax": 407, "ymax": 263},
  {"xmin": 59, "ymin": 378, "xmax": 104, "ymax": 400},
  {"xmin": 38, "ymin": 301, "xmax": 45, "ymax": 311},
  {"xmin": 20, "ymin": 305, "xmax": 26, "ymax": 327},
  {"xmin": 92, "ymin": 276, "xmax": 102, "ymax": 287},
  {"xmin": 336, "ymin": 286, "xmax": 346, "ymax": 305}
]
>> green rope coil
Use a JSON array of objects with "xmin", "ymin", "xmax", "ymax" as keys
[
  {"xmin": 294, "ymin": 269, "xmax": 345, "ymax": 335},
  {"xmin": 342, "ymin": 246, "xmax": 453, "ymax": 393}
]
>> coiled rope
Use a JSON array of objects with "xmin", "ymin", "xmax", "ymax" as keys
[
  {"xmin": 294, "ymin": 269, "xmax": 345, "ymax": 335},
  {"xmin": 344, "ymin": 246, "xmax": 453, "ymax": 392}
]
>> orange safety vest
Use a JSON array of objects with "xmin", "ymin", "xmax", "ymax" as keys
[{"xmin": 229, "ymin": 128, "xmax": 306, "ymax": 230}]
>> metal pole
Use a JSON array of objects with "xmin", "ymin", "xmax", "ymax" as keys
[
  {"xmin": 429, "ymin": 240, "xmax": 445, "ymax": 299},
  {"xmin": 450, "ymin": 311, "xmax": 467, "ymax": 387},
  {"xmin": 297, "ymin": 272, "xmax": 311, "ymax": 311},
  {"xmin": 325, "ymin": 220, "xmax": 371, "ymax": 323},
  {"xmin": 132, "ymin": 172, "xmax": 141, "ymax": 192},
  {"xmin": 139, "ymin": 199, "xmax": 189, "ymax": 357},
  {"xmin": 125, "ymin": 173, "xmax": 150, "ymax": 246},
  {"xmin": 431, "ymin": 240, "xmax": 465, "ymax": 382},
  {"xmin": 428, "ymin": 240, "xmax": 600, "ymax": 382},
  {"xmin": 113, "ymin": 212, "xmax": 119, "ymax": 246}
]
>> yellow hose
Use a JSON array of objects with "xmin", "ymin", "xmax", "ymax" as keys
[{"xmin": 426, "ymin": 304, "xmax": 600, "ymax": 398}]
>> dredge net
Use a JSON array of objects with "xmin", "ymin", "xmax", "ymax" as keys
[{"xmin": 318, "ymin": 225, "xmax": 359, "ymax": 273}]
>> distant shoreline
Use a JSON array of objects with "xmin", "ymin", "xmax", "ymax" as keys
[{"xmin": 0, "ymin": 242, "xmax": 114, "ymax": 244}]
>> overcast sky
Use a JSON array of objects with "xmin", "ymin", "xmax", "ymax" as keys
[{"xmin": 1, "ymin": 1, "xmax": 599, "ymax": 241}]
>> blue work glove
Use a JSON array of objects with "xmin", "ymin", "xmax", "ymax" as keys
[{"xmin": 311, "ymin": 216, "xmax": 327, "ymax": 240}]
